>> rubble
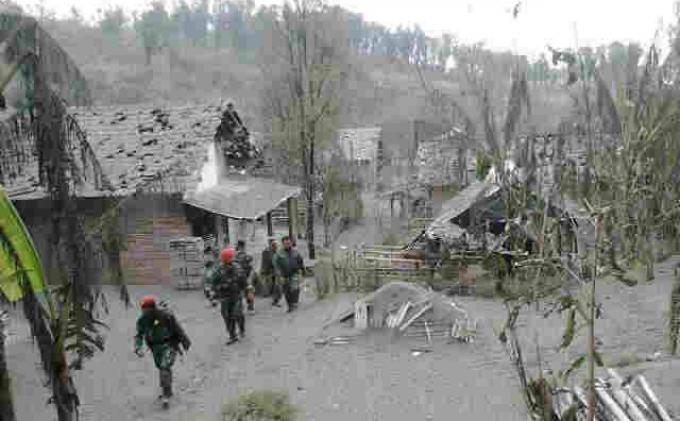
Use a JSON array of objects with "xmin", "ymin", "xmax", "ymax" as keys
[
  {"xmin": 349, "ymin": 281, "xmax": 476, "ymax": 343},
  {"xmin": 214, "ymin": 112, "xmax": 262, "ymax": 170}
]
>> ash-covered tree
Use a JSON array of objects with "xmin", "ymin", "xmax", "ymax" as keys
[
  {"xmin": 97, "ymin": 6, "xmax": 128, "ymax": 42},
  {"xmin": 497, "ymin": 43, "xmax": 680, "ymax": 421},
  {"xmin": 260, "ymin": 0, "xmax": 349, "ymax": 259},
  {"xmin": 134, "ymin": 1, "xmax": 174, "ymax": 65}
]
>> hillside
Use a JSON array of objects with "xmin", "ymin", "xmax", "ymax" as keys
[{"xmin": 37, "ymin": 16, "xmax": 573, "ymax": 148}]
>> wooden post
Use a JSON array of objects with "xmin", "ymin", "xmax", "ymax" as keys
[
  {"xmin": 287, "ymin": 197, "xmax": 295, "ymax": 240},
  {"xmin": 222, "ymin": 216, "xmax": 231, "ymax": 246},
  {"xmin": 238, "ymin": 220, "xmax": 248, "ymax": 241},
  {"xmin": 266, "ymin": 211, "xmax": 273, "ymax": 237},
  {"xmin": 390, "ymin": 194, "xmax": 394, "ymax": 219}
]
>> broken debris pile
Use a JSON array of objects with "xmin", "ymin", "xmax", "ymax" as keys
[
  {"xmin": 354, "ymin": 282, "xmax": 477, "ymax": 343},
  {"xmin": 215, "ymin": 118, "xmax": 261, "ymax": 170},
  {"xmin": 550, "ymin": 369, "xmax": 673, "ymax": 421}
]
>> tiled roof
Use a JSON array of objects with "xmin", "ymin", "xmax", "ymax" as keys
[
  {"xmin": 5, "ymin": 102, "xmax": 226, "ymax": 199},
  {"xmin": 72, "ymin": 103, "xmax": 223, "ymax": 196},
  {"xmin": 337, "ymin": 127, "xmax": 381, "ymax": 162}
]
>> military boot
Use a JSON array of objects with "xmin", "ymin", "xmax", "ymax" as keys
[{"xmin": 159, "ymin": 369, "xmax": 173, "ymax": 408}]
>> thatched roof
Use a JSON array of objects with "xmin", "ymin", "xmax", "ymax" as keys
[{"xmin": 183, "ymin": 176, "xmax": 301, "ymax": 220}]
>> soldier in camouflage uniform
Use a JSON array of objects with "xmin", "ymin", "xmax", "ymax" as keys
[
  {"xmin": 206, "ymin": 247, "xmax": 247, "ymax": 344},
  {"xmin": 134, "ymin": 295, "xmax": 191, "ymax": 408},
  {"xmin": 235, "ymin": 240, "xmax": 255, "ymax": 314}
]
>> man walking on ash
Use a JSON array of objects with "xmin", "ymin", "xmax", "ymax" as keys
[
  {"xmin": 206, "ymin": 247, "xmax": 248, "ymax": 344},
  {"xmin": 134, "ymin": 295, "xmax": 191, "ymax": 408},
  {"xmin": 234, "ymin": 239, "xmax": 255, "ymax": 314},
  {"xmin": 273, "ymin": 236, "xmax": 304, "ymax": 312},
  {"xmin": 261, "ymin": 238, "xmax": 281, "ymax": 307}
]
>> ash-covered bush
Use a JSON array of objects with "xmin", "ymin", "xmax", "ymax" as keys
[{"xmin": 221, "ymin": 390, "xmax": 298, "ymax": 421}]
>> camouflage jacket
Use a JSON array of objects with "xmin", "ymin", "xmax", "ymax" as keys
[
  {"xmin": 135, "ymin": 308, "xmax": 190, "ymax": 352},
  {"xmin": 206, "ymin": 262, "xmax": 247, "ymax": 301},
  {"xmin": 234, "ymin": 250, "xmax": 253, "ymax": 280}
]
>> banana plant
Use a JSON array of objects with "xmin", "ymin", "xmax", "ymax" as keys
[
  {"xmin": 0, "ymin": 184, "xmax": 50, "ymax": 421},
  {"xmin": 0, "ymin": 11, "xmax": 108, "ymax": 421},
  {"xmin": 0, "ymin": 184, "xmax": 109, "ymax": 420}
]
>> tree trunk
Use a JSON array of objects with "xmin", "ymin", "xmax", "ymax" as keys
[
  {"xmin": 307, "ymin": 137, "xmax": 316, "ymax": 260},
  {"xmin": 586, "ymin": 217, "xmax": 601, "ymax": 421},
  {"xmin": 323, "ymin": 215, "xmax": 330, "ymax": 248},
  {"xmin": 587, "ymin": 276, "xmax": 596, "ymax": 421},
  {"xmin": 33, "ymin": 77, "xmax": 81, "ymax": 421},
  {"xmin": 144, "ymin": 46, "xmax": 152, "ymax": 66},
  {"xmin": 22, "ymin": 293, "xmax": 78, "ymax": 421},
  {"xmin": 0, "ymin": 313, "xmax": 16, "ymax": 421}
]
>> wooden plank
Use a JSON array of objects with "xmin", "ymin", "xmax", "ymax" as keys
[
  {"xmin": 399, "ymin": 303, "xmax": 433, "ymax": 332},
  {"xmin": 266, "ymin": 211, "xmax": 273, "ymax": 236},
  {"xmin": 394, "ymin": 302, "xmax": 412, "ymax": 327}
]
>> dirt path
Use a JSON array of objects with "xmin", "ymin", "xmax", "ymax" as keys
[{"xmin": 5, "ymin": 258, "xmax": 680, "ymax": 420}]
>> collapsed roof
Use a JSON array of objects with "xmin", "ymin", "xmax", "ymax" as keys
[{"xmin": 425, "ymin": 180, "xmax": 501, "ymax": 242}]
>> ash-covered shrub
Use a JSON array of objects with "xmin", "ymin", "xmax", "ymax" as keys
[{"xmin": 221, "ymin": 390, "xmax": 298, "ymax": 421}]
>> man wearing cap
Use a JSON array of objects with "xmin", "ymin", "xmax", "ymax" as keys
[
  {"xmin": 206, "ymin": 247, "xmax": 247, "ymax": 344},
  {"xmin": 134, "ymin": 295, "xmax": 191, "ymax": 408}
]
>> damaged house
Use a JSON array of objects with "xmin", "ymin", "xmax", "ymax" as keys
[
  {"xmin": 415, "ymin": 177, "xmax": 585, "ymax": 261},
  {"xmin": 3, "ymin": 102, "xmax": 300, "ymax": 285},
  {"xmin": 416, "ymin": 127, "xmax": 476, "ymax": 216}
]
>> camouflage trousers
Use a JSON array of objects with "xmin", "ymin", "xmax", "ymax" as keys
[
  {"xmin": 150, "ymin": 344, "xmax": 177, "ymax": 397},
  {"xmin": 219, "ymin": 298, "xmax": 244, "ymax": 340}
]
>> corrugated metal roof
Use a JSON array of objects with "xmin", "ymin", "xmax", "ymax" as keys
[
  {"xmin": 183, "ymin": 176, "xmax": 302, "ymax": 220},
  {"xmin": 425, "ymin": 181, "xmax": 500, "ymax": 240}
]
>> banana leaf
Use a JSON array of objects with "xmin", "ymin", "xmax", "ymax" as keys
[{"xmin": 0, "ymin": 184, "xmax": 48, "ymax": 302}]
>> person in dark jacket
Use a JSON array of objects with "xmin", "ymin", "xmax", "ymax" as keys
[
  {"xmin": 206, "ymin": 248, "xmax": 247, "ymax": 344},
  {"xmin": 222, "ymin": 102, "xmax": 248, "ymax": 136},
  {"xmin": 273, "ymin": 236, "xmax": 304, "ymax": 312},
  {"xmin": 134, "ymin": 295, "xmax": 191, "ymax": 408}
]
